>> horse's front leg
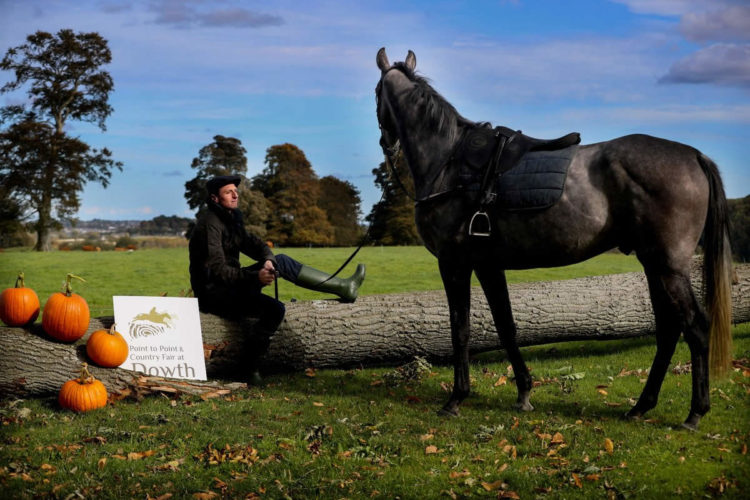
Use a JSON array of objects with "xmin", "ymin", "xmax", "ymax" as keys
[
  {"xmin": 437, "ymin": 252, "xmax": 473, "ymax": 417},
  {"xmin": 474, "ymin": 263, "xmax": 533, "ymax": 411}
]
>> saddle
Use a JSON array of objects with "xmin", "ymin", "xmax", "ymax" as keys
[
  {"xmin": 459, "ymin": 125, "xmax": 581, "ymax": 236},
  {"xmin": 462, "ymin": 125, "xmax": 580, "ymax": 174}
]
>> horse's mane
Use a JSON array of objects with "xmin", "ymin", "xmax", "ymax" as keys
[{"xmin": 391, "ymin": 62, "xmax": 478, "ymax": 141}]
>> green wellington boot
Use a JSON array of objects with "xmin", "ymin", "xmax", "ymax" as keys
[{"xmin": 294, "ymin": 264, "xmax": 366, "ymax": 303}]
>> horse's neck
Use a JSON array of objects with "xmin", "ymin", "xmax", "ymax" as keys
[{"xmin": 400, "ymin": 124, "xmax": 461, "ymax": 193}]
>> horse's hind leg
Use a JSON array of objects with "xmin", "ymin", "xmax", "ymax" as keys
[
  {"xmin": 475, "ymin": 264, "xmax": 533, "ymax": 411},
  {"xmin": 627, "ymin": 268, "xmax": 710, "ymax": 429},
  {"xmin": 437, "ymin": 252, "xmax": 474, "ymax": 417}
]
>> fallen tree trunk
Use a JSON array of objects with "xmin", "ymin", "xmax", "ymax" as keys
[{"xmin": 1, "ymin": 262, "xmax": 748, "ymax": 398}]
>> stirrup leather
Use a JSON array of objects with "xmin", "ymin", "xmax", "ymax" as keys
[{"xmin": 468, "ymin": 211, "xmax": 491, "ymax": 237}]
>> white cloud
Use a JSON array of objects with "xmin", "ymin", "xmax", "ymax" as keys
[
  {"xmin": 610, "ymin": 0, "xmax": 721, "ymax": 17},
  {"xmin": 660, "ymin": 43, "xmax": 750, "ymax": 87},
  {"xmin": 680, "ymin": 4, "xmax": 750, "ymax": 42},
  {"xmin": 563, "ymin": 103, "xmax": 750, "ymax": 125}
]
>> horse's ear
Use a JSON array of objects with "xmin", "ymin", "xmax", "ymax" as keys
[
  {"xmin": 377, "ymin": 47, "xmax": 390, "ymax": 72},
  {"xmin": 405, "ymin": 50, "xmax": 416, "ymax": 71}
]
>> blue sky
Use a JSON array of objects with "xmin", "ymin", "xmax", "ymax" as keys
[{"xmin": 1, "ymin": 0, "xmax": 748, "ymax": 221}]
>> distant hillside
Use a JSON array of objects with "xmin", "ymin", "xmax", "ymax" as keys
[{"xmin": 62, "ymin": 215, "xmax": 193, "ymax": 236}]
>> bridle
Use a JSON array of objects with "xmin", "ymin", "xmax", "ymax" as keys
[
  {"xmin": 375, "ymin": 67, "xmax": 464, "ymax": 205},
  {"xmin": 375, "ymin": 69, "xmax": 405, "ymax": 189}
]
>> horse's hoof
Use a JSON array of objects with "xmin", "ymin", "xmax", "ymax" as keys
[
  {"xmin": 438, "ymin": 406, "xmax": 459, "ymax": 418},
  {"xmin": 623, "ymin": 409, "xmax": 642, "ymax": 421},
  {"xmin": 513, "ymin": 402, "xmax": 534, "ymax": 412},
  {"xmin": 681, "ymin": 414, "xmax": 701, "ymax": 431}
]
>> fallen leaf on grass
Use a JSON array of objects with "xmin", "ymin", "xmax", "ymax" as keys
[
  {"xmin": 494, "ymin": 376, "xmax": 507, "ymax": 386},
  {"xmin": 481, "ymin": 480, "xmax": 504, "ymax": 491},
  {"xmin": 499, "ymin": 491, "xmax": 520, "ymax": 499},
  {"xmin": 449, "ymin": 469, "xmax": 471, "ymax": 479},
  {"xmin": 425, "ymin": 445, "xmax": 440, "ymax": 454},
  {"xmin": 305, "ymin": 368, "xmax": 316, "ymax": 377},
  {"xmin": 604, "ymin": 438, "xmax": 614, "ymax": 455},
  {"xmin": 154, "ymin": 459, "xmax": 183, "ymax": 471},
  {"xmin": 571, "ymin": 473, "xmax": 583, "ymax": 488},
  {"xmin": 192, "ymin": 492, "xmax": 218, "ymax": 500},
  {"xmin": 550, "ymin": 432, "xmax": 565, "ymax": 444},
  {"xmin": 150, "ymin": 494, "xmax": 173, "ymax": 500},
  {"xmin": 420, "ymin": 433, "xmax": 434, "ymax": 442},
  {"xmin": 128, "ymin": 450, "xmax": 156, "ymax": 460}
]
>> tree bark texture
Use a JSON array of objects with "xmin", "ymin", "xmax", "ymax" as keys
[{"xmin": 1, "ymin": 263, "xmax": 748, "ymax": 398}]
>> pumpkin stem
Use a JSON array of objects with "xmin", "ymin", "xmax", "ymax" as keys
[
  {"xmin": 109, "ymin": 324, "xmax": 117, "ymax": 335},
  {"xmin": 15, "ymin": 272, "xmax": 25, "ymax": 288},
  {"xmin": 63, "ymin": 273, "xmax": 87, "ymax": 296},
  {"xmin": 78, "ymin": 362, "xmax": 95, "ymax": 384}
]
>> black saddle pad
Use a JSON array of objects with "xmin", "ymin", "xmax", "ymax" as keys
[{"xmin": 495, "ymin": 145, "xmax": 577, "ymax": 211}]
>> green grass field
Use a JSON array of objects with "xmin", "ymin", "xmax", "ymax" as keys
[
  {"xmin": 0, "ymin": 246, "xmax": 643, "ymax": 317},
  {"xmin": 1, "ymin": 247, "xmax": 748, "ymax": 499}
]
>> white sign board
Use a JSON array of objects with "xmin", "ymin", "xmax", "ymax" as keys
[{"xmin": 113, "ymin": 296, "xmax": 207, "ymax": 381}]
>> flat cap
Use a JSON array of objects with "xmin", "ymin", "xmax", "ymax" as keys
[{"xmin": 206, "ymin": 175, "xmax": 241, "ymax": 195}]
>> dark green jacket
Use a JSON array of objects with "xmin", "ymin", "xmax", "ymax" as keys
[{"xmin": 188, "ymin": 200, "xmax": 275, "ymax": 299}]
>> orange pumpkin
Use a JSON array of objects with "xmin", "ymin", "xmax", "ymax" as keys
[
  {"xmin": 58, "ymin": 363, "xmax": 108, "ymax": 412},
  {"xmin": 0, "ymin": 272, "xmax": 40, "ymax": 327},
  {"xmin": 42, "ymin": 274, "xmax": 90, "ymax": 342},
  {"xmin": 87, "ymin": 324, "xmax": 129, "ymax": 367}
]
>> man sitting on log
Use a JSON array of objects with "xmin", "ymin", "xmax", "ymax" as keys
[{"xmin": 189, "ymin": 175, "xmax": 366, "ymax": 385}]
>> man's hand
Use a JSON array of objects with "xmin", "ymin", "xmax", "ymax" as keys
[{"xmin": 258, "ymin": 260, "xmax": 277, "ymax": 286}]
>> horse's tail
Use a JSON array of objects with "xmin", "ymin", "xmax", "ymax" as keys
[{"xmin": 698, "ymin": 153, "xmax": 733, "ymax": 379}]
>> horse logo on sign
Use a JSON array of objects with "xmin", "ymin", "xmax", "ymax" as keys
[{"xmin": 128, "ymin": 306, "xmax": 177, "ymax": 339}]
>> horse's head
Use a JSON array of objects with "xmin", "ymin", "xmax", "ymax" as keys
[
  {"xmin": 375, "ymin": 48, "xmax": 468, "ymax": 162},
  {"xmin": 374, "ymin": 47, "xmax": 417, "ymax": 162}
]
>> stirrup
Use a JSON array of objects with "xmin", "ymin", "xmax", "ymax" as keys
[{"xmin": 468, "ymin": 211, "xmax": 491, "ymax": 237}]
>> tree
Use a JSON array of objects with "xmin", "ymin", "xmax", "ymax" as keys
[
  {"xmin": 183, "ymin": 135, "xmax": 269, "ymax": 238},
  {"xmin": 366, "ymin": 157, "xmax": 421, "ymax": 245},
  {"xmin": 0, "ymin": 30, "xmax": 122, "ymax": 251},
  {"xmin": 0, "ymin": 184, "xmax": 26, "ymax": 248},
  {"xmin": 729, "ymin": 196, "xmax": 750, "ymax": 262},
  {"xmin": 2, "ymin": 262, "xmax": 748, "ymax": 397},
  {"xmin": 319, "ymin": 176, "xmax": 363, "ymax": 246},
  {"xmin": 184, "ymin": 135, "xmax": 249, "ymax": 214},
  {"xmin": 252, "ymin": 143, "xmax": 333, "ymax": 246},
  {"xmin": 239, "ymin": 182, "xmax": 270, "ymax": 239}
]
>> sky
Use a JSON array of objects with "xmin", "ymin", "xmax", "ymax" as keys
[{"xmin": 1, "ymin": 0, "xmax": 748, "ymax": 222}]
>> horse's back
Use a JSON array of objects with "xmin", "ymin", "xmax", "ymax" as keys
[{"xmin": 490, "ymin": 134, "xmax": 710, "ymax": 270}]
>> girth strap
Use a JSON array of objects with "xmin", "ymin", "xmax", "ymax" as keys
[{"xmin": 469, "ymin": 128, "xmax": 516, "ymax": 237}]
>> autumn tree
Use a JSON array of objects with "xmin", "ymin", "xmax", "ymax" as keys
[
  {"xmin": 252, "ymin": 143, "xmax": 333, "ymax": 246},
  {"xmin": 366, "ymin": 157, "xmax": 421, "ymax": 245},
  {"xmin": 729, "ymin": 195, "xmax": 750, "ymax": 262},
  {"xmin": 0, "ymin": 30, "xmax": 122, "ymax": 250},
  {"xmin": 184, "ymin": 135, "xmax": 269, "ymax": 238},
  {"xmin": 0, "ymin": 183, "xmax": 25, "ymax": 247},
  {"xmin": 319, "ymin": 175, "xmax": 363, "ymax": 246}
]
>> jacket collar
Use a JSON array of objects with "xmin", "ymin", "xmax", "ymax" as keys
[{"xmin": 207, "ymin": 199, "xmax": 242, "ymax": 227}]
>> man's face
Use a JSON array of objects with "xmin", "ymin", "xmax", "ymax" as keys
[{"xmin": 213, "ymin": 183, "xmax": 238, "ymax": 210}]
